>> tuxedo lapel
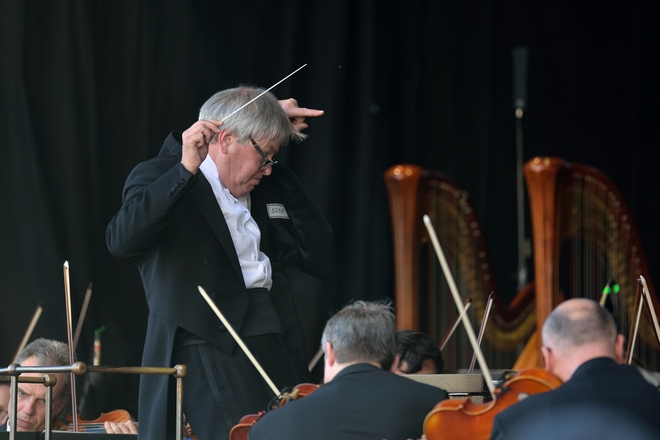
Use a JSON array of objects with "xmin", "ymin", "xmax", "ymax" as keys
[{"xmin": 188, "ymin": 172, "xmax": 243, "ymax": 280}]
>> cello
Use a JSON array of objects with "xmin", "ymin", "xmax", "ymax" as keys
[{"xmin": 421, "ymin": 216, "xmax": 562, "ymax": 440}]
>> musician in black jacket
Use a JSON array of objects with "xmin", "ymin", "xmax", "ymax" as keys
[
  {"xmin": 248, "ymin": 301, "xmax": 448, "ymax": 440},
  {"xmin": 490, "ymin": 298, "xmax": 660, "ymax": 440}
]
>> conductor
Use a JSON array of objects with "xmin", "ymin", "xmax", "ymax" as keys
[{"xmin": 106, "ymin": 87, "xmax": 332, "ymax": 440}]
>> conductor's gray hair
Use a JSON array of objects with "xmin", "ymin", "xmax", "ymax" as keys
[
  {"xmin": 321, "ymin": 301, "xmax": 398, "ymax": 370},
  {"xmin": 199, "ymin": 86, "xmax": 305, "ymax": 146},
  {"xmin": 542, "ymin": 298, "xmax": 617, "ymax": 351}
]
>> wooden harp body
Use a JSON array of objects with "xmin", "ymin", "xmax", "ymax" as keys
[
  {"xmin": 384, "ymin": 164, "xmax": 536, "ymax": 372},
  {"xmin": 525, "ymin": 157, "xmax": 660, "ymax": 370}
]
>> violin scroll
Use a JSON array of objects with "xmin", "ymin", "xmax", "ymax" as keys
[{"xmin": 276, "ymin": 383, "xmax": 319, "ymax": 405}]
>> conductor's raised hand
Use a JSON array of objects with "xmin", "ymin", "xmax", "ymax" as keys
[
  {"xmin": 181, "ymin": 120, "xmax": 222, "ymax": 174},
  {"xmin": 279, "ymin": 98, "xmax": 324, "ymax": 132}
]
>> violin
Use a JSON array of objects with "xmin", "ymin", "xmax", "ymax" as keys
[
  {"xmin": 424, "ymin": 369, "xmax": 562, "ymax": 440},
  {"xmin": 52, "ymin": 409, "xmax": 135, "ymax": 433},
  {"xmin": 229, "ymin": 383, "xmax": 319, "ymax": 440},
  {"xmin": 53, "ymin": 409, "xmax": 197, "ymax": 437},
  {"xmin": 421, "ymin": 218, "xmax": 562, "ymax": 439}
]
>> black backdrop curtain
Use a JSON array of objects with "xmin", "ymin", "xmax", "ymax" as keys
[{"xmin": 1, "ymin": 0, "xmax": 658, "ymax": 415}]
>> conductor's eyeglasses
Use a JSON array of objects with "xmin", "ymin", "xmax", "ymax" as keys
[{"xmin": 250, "ymin": 138, "xmax": 278, "ymax": 171}]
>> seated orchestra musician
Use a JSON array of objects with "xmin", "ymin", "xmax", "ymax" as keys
[
  {"xmin": 395, "ymin": 330, "xmax": 445, "ymax": 375},
  {"xmin": 489, "ymin": 298, "xmax": 660, "ymax": 440},
  {"xmin": 0, "ymin": 382, "xmax": 8, "ymax": 425},
  {"xmin": 248, "ymin": 300, "xmax": 448, "ymax": 440},
  {"xmin": 1, "ymin": 338, "xmax": 137, "ymax": 434}
]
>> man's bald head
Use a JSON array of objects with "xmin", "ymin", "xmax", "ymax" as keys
[
  {"xmin": 541, "ymin": 298, "xmax": 623, "ymax": 381},
  {"xmin": 542, "ymin": 298, "xmax": 617, "ymax": 354}
]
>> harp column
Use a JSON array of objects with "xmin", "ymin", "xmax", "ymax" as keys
[
  {"xmin": 524, "ymin": 157, "xmax": 569, "ymax": 347},
  {"xmin": 385, "ymin": 164, "xmax": 426, "ymax": 330}
]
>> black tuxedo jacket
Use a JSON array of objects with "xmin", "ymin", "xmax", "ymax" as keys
[
  {"xmin": 490, "ymin": 358, "xmax": 660, "ymax": 440},
  {"xmin": 106, "ymin": 132, "xmax": 332, "ymax": 440},
  {"xmin": 248, "ymin": 363, "xmax": 448, "ymax": 440}
]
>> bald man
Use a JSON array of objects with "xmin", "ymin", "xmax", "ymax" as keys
[{"xmin": 490, "ymin": 298, "xmax": 660, "ymax": 440}]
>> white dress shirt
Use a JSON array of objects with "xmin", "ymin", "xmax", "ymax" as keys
[{"xmin": 199, "ymin": 156, "xmax": 273, "ymax": 290}]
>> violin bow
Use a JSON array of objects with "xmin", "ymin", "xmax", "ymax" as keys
[
  {"xmin": 73, "ymin": 282, "xmax": 93, "ymax": 352},
  {"xmin": 423, "ymin": 215, "xmax": 496, "ymax": 400},
  {"xmin": 625, "ymin": 281, "xmax": 644, "ymax": 365},
  {"xmin": 12, "ymin": 301, "xmax": 44, "ymax": 363},
  {"xmin": 63, "ymin": 261, "xmax": 79, "ymax": 432},
  {"xmin": 308, "ymin": 347, "xmax": 324, "ymax": 372},
  {"xmin": 625, "ymin": 276, "xmax": 660, "ymax": 365},
  {"xmin": 438, "ymin": 298, "xmax": 472, "ymax": 351},
  {"xmin": 639, "ymin": 276, "xmax": 660, "ymax": 349},
  {"xmin": 468, "ymin": 292, "xmax": 493, "ymax": 374},
  {"xmin": 197, "ymin": 286, "xmax": 280, "ymax": 396}
]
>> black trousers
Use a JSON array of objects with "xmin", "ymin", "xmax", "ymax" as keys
[{"xmin": 170, "ymin": 334, "xmax": 308, "ymax": 440}]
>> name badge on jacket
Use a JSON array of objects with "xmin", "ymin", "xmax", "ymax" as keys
[{"xmin": 267, "ymin": 203, "xmax": 289, "ymax": 219}]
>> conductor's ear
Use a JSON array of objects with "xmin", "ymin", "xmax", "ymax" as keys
[{"xmin": 217, "ymin": 130, "xmax": 231, "ymax": 152}]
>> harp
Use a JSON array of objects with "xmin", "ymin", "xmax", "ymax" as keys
[
  {"xmin": 525, "ymin": 157, "xmax": 660, "ymax": 370},
  {"xmin": 384, "ymin": 164, "xmax": 536, "ymax": 372}
]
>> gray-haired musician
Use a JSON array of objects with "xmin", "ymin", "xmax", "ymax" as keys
[
  {"xmin": 2, "ymin": 338, "xmax": 136, "ymax": 434},
  {"xmin": 249, "ymin": 301, "xmax": 448, "ymax": 440}
]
